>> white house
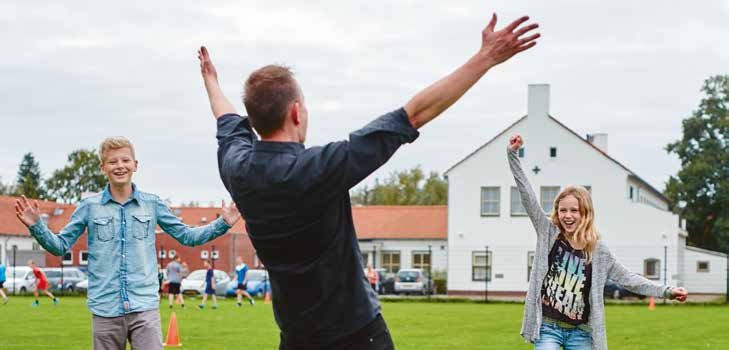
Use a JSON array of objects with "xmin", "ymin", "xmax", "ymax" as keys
[
  {"xmin": 445, "ymin": 84, "xmax": 726, "ymax": 297},
  {"xmin": 353, "ymin": 205, "xmax": 448, "ymax": 276}
]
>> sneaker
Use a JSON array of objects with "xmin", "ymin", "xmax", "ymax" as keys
[
  {"xmin": 237, "ymin": 302, "xmax": 242, "ymax": 307},
  {"xmin": 198, "ymin": 304, "xmax": 204, "ymax": 309},
  {"xmin": 212, "ymin": 304, "xmax": 218, "ymax": 310},
  {"xmin": 181, "ymin": 304, "xmax": 185, "ymax": 308},
  {"xmin": 53, "ymin": 298, "xmax": 59, "ymax": 305},
  {"xmin": 169, "ymin": 305, "xmax": 173, "ymax": 309},
  {"xmin": 32, "ymin": 301, "xmax": 39, "ymax": 307},
  {"xmin": 249, "ymin": 298, "xmax": 255, "ymax": 306}
]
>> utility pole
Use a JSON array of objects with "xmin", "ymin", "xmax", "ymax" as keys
[
  {"xmin": 12, "ymin": 246, "xmax": 17, "ymax": 295},
  {"xmin": 428, "ymin": 245, "xmax": 432, "ymax": 300}
]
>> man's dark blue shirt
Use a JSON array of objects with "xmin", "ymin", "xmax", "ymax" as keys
[{"xmin": 216, "ymin": 108, "xmax": 419, "ymax": 347}]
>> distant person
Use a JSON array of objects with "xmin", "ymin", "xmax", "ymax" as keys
[
  {"xmin": 366, "ymin": 264, "xmax": 379, "ymax": 293},
  {"xmin": 198, "ymin": 260, "xmax": 218, "ymax": 309},
  {"xmin": 166, "ymin": 255, "xmax": 185, "ymax": 308},
  {"xmin": 198, "ymin": 12, "xmax": 540, "ymax": 349},
  {"xmin": 507, "ymin": 134, "xmax": 689, "ymax": 350},
  {"xmin": 0, "ymin": 262, "xmax": 8, "ymax": 304},
  {"xmin": 157, "ymin": 263, "xmax": 164, "ymax": 293},
  {"xmin": 28, "ymin": 260, "xmax": 57, "ymax": 307},
  {"xmin": 15, "ymin": 136, "xmax": 240, "ymax": 350},
  {"xmin": 234, "ymin": 256, "xmax": 255, "ymax": 307}
]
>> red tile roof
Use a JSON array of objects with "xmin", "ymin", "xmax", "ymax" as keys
[
  {"xmin": 1, "ymin": 195, "xmax": 446, "ymax": 240},
  {"xmin": 352, "ymin": 205, "xmax": 447, "ymax": 240}
]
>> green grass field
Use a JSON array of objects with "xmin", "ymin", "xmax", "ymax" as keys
[{"xmin": 1, "ymin": 296, "xmax": 728, "ymax": 349}]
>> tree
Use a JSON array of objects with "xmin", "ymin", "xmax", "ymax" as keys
[
  {"xmin": 351, "ymin": 166, "xmax": 447, "ymax": 205},
  {"xmin": 0, "ymin": 177, "xmax": 14, "ymax": 195},
  {"xmin": 665, "ymin": 75, "xmax": 729, "ymax": 251},
  {"xmin": 13, "ymin": 152, "xmax": 48, "ymax": 199},
  {"xmin": 45, "ymin": 149, "xmax": 107, "ymax": 204}
]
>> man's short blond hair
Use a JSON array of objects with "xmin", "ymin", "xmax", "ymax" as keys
[{"xmin": 99, "ymin": 136, "xmax": 136, "ymax": 163}]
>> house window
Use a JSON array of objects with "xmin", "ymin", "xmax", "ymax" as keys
[
  {"xmin": 200, "ymin": 250, "xmax": 209, "ymax": 259},
  {"xmin": 518, "ymin": 148, "xmax": 525, "ymax": 158},
  {"xmin": 159, "ymin": 250, "xmax": 166, "ymax": 259},
  {"xmin": 643, "ymin": 258, "xmax": 660, "ymax": 280},
  {"xmin": 550, "ymin": 147, "xmax": 557, "ymax": 158},
  {"xmin": 527, "ymin": 251, "xmax": 535, "ymax": 282},
  {"xmin": 79, "ymin": 251, "xmax": 89, "ymax": 265},
  {"xmin": 381, "ymin": 251, "xmax": 401, "ymax": 274},
  {"xmin": 540, "ymin": 186, "xmax": 560, "ymax": 213},
  {"xmin": 697, "ymin": 261, "xmax": 710, "ymax": 273},
  {"xmin": 62, "ymin": 252, "xmax": 73, "ymax": 266},
  {"xmin": 211, "ymin": 250, "xmax": 220, "ymax": 260},
  {"xmin": 481, "ymin": 187, "xmax": 500, "ymax": 216},
  {"xmin": 472, "ymin": 251, "xmax": 492, "ymax": 281},
  {"xmin": 412, "ymin": 251, "xmax": 431, "ymax": 271},
  {"xmin": 168, "ymin": 250, "xmax": 176, "ymax": 259},
  {"xmin": 629, "ymin": 186, "xmax": 634, "ymax": 200},
  {"xmin": 511, "ymin": 187, "xmax": 527, "ymax": 216}
]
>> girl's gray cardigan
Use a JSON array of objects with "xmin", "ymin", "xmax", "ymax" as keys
[{"xmin": 508, "ymin": 148, "xmax": 674, "ymax": 350}]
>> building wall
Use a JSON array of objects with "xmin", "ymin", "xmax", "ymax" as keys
[
  {"xmin": 446, "ymin": 99, "xmax": 684, "ymax": 294},
  {"xmin": 683, "ymin": 246, "xmax": 727, "ymax": 294},
  {"xmin": 2, "ymin": 236, "xmax": 42, "ymax": 266},
  {"xmin": 358, "ymin": 239, "xmax": 447, "ymax": 276}
]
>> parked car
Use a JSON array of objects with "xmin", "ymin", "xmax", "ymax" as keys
[
  {"xmin": 394, "ymin": 269, "xmax": 433, "ymax": 295},
  {"xmin": 604, "ymin": 281, "xmax": 645, "ymax": 300},
  {"xmin": 3, "ymin": 266, "xmax": 36, "ymax": 294},
  {"xmin": 75, "ymin": 279, "xmax": 89, "ymax": 293},
  {"xmin": 226, "ymin": 269, "xmax": 272, "ymax": 297},
  {"xmin": 43, "ymin": 267, "xmax": 87, "ymax": 292},
  {"xmin": 181, "ymin": 269, "xmax": 231, "ymax": 296}
]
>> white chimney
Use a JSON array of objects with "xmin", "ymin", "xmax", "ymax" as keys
[
  {"xmin": 528, "ymin": 84, "xmax": 550, "ymax": 120},
  {"xmin": 587, "ymin": 133, "xmax": 608, "ymax": 153}
]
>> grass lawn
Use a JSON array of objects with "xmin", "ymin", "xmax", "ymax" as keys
[{"xmin": 1, "ymin": 296, "xmax": 728, "ymax": 349}]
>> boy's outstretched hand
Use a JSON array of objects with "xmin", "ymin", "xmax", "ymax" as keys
[
  {"xmin": 15, "ymin": 195, "xmax": 41, "ymax": 227},
  {"xmin": 221, "ymin": 200, "xmax": 241, "ymax": 226}
]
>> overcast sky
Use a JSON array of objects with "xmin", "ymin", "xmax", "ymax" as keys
[{"xmin": 1, "ymin": 1, "xmax": 727, "ymax": 205}]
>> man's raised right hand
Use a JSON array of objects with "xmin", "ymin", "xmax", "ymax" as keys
[{"xmin": 479, "ymin": 14, "xmax": 540, "ymax": 68}]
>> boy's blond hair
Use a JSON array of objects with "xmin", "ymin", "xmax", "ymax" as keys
[{"xmin": 98, "ymin": 137, "xmax": 136, "ymax": 163}]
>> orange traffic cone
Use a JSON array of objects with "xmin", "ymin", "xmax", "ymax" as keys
[
  {"xmin": 163, "ymin": 312, "xmax": 182, "ymax": 347},
  {"xmin": 264, "ymin": 291, "xmax": 271, "ymax": 304},
  {"xmin": 648, "ymin": 296, "xmax": 656, "ymax": 311}
]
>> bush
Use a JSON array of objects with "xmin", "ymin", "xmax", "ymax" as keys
[{"xmin": 433, "ymin": 278, "xmax": 447, "ymax": 294}]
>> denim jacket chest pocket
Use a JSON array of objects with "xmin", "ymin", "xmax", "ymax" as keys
[
  {"xmin": 131, "ymin": 214, "xmax": 152, "ymax": 240},
  {"xmin": 92, "ymin": 217, "xmax": 115, "ymax": 242}
]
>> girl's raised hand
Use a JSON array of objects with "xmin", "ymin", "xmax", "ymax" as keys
[{"xmin": 508, "ymin": 134, "xmax": 524, "ymax": 152}]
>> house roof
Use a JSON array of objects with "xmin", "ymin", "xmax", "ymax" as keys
[
  {"xmin": 0, "ymin": 195, "xmax": 76, "ymax": 236},
  {"xmin": 1, "ymin": 195, "xmax": 444, "ymax": 240},
  {"xmin": 444, "ymin": 114, "xmax": 670, "ymax": 204},
  {"xmin": 352, "ymin": 205, "xmax": 447, "ymax": 240}
]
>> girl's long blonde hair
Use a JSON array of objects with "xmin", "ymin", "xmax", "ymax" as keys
[{"xmin": 550, "ymin": 186, "xmax": 600, "ymax": 263}]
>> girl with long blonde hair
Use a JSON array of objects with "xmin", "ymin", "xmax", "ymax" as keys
[{"xmin": 507, "ymin": 134, "xmax": 687, "ymax": 350}]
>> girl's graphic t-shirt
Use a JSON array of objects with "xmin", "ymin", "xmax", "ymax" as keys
[{"xmin": 541, "ymin": 237, "xmax": 592, "ymax": 325}]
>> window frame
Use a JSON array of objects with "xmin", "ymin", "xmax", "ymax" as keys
[
  {"xmin": 471, "ymin": 251, "xmax": 492, "ymax": 282},
  {"xmin": 79, "ymin": 251, "xmax": 89, "ymax": 266},
  {"xmin": 540, "ymin": 186, "xmax": 561, "ymax": 213},
  {"xmin": 643, "ymin": 258, "xmax": 660, "ymax": 280},
  {"xmin": 696, "ymin": 261, "xmax": 710, "ymax": 273},
  {"xmin": 380, "ymin": 251, "xmax": 401, "ymax": 274},
  {"xmin": 62, "ymin": 252, "xmax": 73, "ymax": 266},
  {"xmin": 480, "ymin": 186, "xmax": 501, "ymax": 217},
  {"xmin": 411, "ymin": 251, "xmax": 432, "ymax": 271},
  {"xmin": 510, "ymin": 186, "xmax": 527, "ymax": 216},
  {"xmin": 549, "ymin": 147, "xmax": 557, "ymax": 158}
]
